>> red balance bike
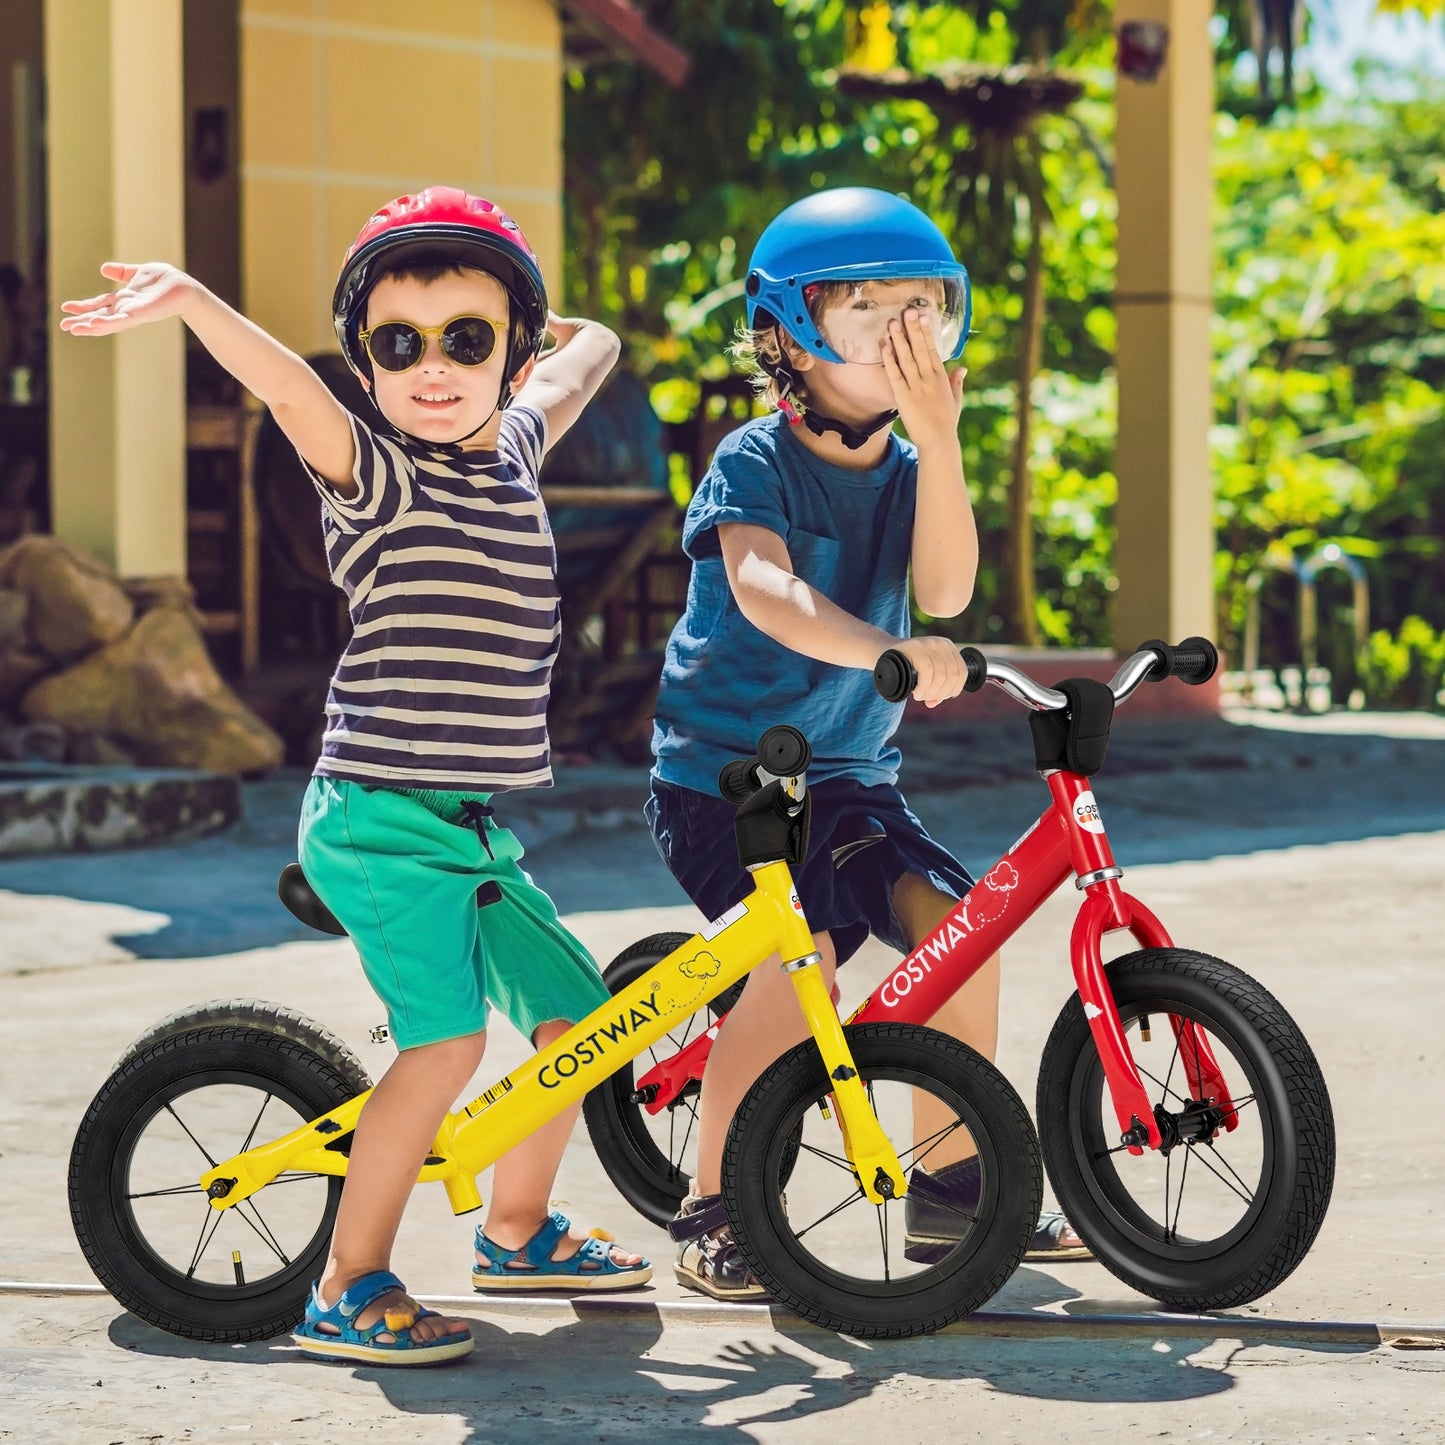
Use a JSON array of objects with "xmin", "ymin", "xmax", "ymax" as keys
[{"xmin": 584, "ymin": 639, "xmax": 1335, "ymax": 1311}]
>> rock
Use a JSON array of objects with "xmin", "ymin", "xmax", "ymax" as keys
[
  {"xmin": 66, "ymin": 731, "xmax": 137, "ymax": 766},
  {"xmin": 21, "ymin": 605, "xmax": 284, "ymax": 774},
  {"xmin": 0, "ymin": 536, "xmax": 134, "ymax": 662},
  {"xmin": 123, "ymin": 574, "xmax": 205, "ymax": 627},
  {"xmin": 0, "ymin": 588, "xmax": 26, "ymax": 652},
  {"xmin": 0, "ymin": 721, "xmax": 67, "ymax": 763},
  {"xmin": 0, "ymin": 646, "xmax": 50, "ymax": 702}
]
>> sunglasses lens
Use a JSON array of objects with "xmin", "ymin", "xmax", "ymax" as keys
[
  {"xmin": 368, "ymin": 322, "xmax": 424, "ymax": 372},
  {"xmin": 441, "ymin": 317, "xmax": 498, "ymax": 368}
]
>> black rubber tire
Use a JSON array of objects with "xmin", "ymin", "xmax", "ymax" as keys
[
  {"xmin": 722, "ymin": 1023, "xmax": 1043, "ymax": 1339},
  {"xmin": 582, "ymin": 932, "xmax": 737, "ymax": 1226},
  {"xmin": 69, "ymin": 1023, "xmax": 371, "ymax": 1342},
  {"xmin": 114, "ymin": 999, "xmax": 373, "ymax": 1087},
  {"xmin": 1037, "ymin": 948, "xmax": 1335, "ymax": 1311}
]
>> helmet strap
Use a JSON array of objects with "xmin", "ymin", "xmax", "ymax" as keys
[
  {"xmin": 800, "ymin": 405, "xmax": 898, "ymax": 451},
  {"xmin": 356, "ymin": 349, "xmax": 521, "ymax": 450},
  {"xmin": 768, "ymin": 337, "xmax": 896, "ymax": 450}
]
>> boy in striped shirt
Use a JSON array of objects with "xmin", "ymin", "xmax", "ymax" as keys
[{"xmin": 61, "ymin": 188, "xmax": 649, "ymax": 1365}]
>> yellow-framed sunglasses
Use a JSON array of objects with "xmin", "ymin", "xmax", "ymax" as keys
[{"xmin": 358, "ymin": 313, "xmax": 508, "ymax": 373}]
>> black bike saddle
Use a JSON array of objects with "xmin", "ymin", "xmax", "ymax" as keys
[{"xmin": 277, "ymin": 863, "xmax": 347, "ymax": 936}]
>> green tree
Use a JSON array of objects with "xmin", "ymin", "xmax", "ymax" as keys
[{"xmin": 1212, "ymin": 87, "xmax": 1445, "ymax": 673}]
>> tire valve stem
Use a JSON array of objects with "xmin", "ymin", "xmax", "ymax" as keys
[
  {"xmin": 1139, "ymin": 1013, "xmax": 1152, "ymax": 1043},
  {"xmin": 232, "ymin": 1251, "xmax": 245, "ymax": 1286},
  {"xmin": 818, "ymin": 1098, "xmax": 832, "ymax": 1122}
]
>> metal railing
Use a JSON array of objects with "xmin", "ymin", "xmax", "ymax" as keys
[{"xmin": 1239, "ymin": 544, "xmax": 1369, "ymax": 711}]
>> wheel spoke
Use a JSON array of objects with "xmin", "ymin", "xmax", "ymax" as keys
[
  {"xmin": 1183, "ymin": 1143, "xmax": 1257, "ymax": 1207},
  {"xmin": 127, "ymin": 1183, "xmax": 210, "ymax": 1201},
  {"xmin": 666, "ymin": 1098, "xmax": 699, "ymax": 1181},
  {"xmin": 1163, "ymin": 1145, "xmax": 1173, "ymax": 1237},
  {"xmin": 1165, "ymin": 1142, "xmax": 1190, "ymax": 1241},
  {"xmin": 875, "ymin": 1198, "xmax": 891, "ymax": 1283},
  {"xmin": 164, "ymin": 1102, "xmax": 221, "ymax": 1170},
  {"xmin": 902, "ymin": 1120, "xmax": 967, "ymax": 1174},
  {"xmin": 1199, "ymin": 1141, "xmax": 1257, "ymax": 1200},
  {"xmin": 796, "ymin": 1138, "xmax": 860, "ymax": 1175},
  {"xmin": 231, "ymin": 1197, "xmax": 293, "ymax": 1269},
  {"xmin": 792, "ymin": 1185, "xmax": 867, "ymax": 1242},
  {"xmin": 1161, "ymin": 1027, "xmax": 1183, "ymax": 1111},
  {"xmin": 185, "ymin": 1196, "xmax": 229, "ymax": 1278},
  {"xmin": 1136, "ymin": 1061, "xmax": 1194, "ymax": 1110},
  {"xmin": 235, "ymin": 1093, "xmax": 274, "ymax": 1158}
]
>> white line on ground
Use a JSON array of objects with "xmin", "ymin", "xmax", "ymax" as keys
[{"xmin": 3, "ymin": 1281, "xmax": 1440, "ymax": 1346}]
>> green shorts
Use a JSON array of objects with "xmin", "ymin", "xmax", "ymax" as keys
[{"xmin": 298, "ymin": 777, "xmax": 610, "ymax": 1050}]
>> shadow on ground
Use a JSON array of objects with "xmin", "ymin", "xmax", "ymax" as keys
[
  {"xmin": 102, "ymin": 1272, "xmax": 1379, "ymax": 1443},
  {"xmin": 1, "ymin": 716, "xmax": 1442, "ymax": 961}
]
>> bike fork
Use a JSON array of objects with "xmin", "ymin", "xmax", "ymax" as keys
[
  {"xmin": 784, "ymin": 950, "xmax": 908, "ymax": 1204},
  {"xmin": 1072, "ymin": 886, "xmax": 1238, "ymax": 1153}
]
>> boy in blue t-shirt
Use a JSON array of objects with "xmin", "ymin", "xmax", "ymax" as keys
[{"xmin": 648, "ymin": 188, "xmax": 1088, "ymax": 1299}]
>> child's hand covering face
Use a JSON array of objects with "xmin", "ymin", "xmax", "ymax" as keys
[
  {"xmin": 878, "ymin": 308, "xmax": 966, "ymax": 451},
  {"xmin": 816, "ymin": 278, "xmax": 964, "ymax": 366}
]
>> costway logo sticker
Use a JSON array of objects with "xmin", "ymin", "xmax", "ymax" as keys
[{"xmin": 1073, "ymin": 791, "xmax": 1105, "ymax": 834}]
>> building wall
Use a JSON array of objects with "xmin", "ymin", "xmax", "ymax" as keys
[
  {"xmin": 185, "ymin": 0, "xmax": 243, "ymax": 311},
  {"xmin": 238, "ymin": 0, "xmax": 563, "ymax": 359},
  {"xmin": 0, "ymin": 0, "xmax": 45, "ymax": 375}
]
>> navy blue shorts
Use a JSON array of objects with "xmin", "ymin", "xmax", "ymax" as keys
[{"xmin": 645, "ymin": 775, "xmax": 976, "ymax": 966}]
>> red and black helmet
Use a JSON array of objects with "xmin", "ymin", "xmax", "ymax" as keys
[{"xmin": 333, "ymin": 187, "xmax": 548, "ymax": 383}]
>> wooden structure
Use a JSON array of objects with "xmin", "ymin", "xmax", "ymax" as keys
[{"xmin": 185, "ymin": 401, "xmax": 262, "ymax": 676}]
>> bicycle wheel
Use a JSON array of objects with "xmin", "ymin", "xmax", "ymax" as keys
[
  {"xmin": 722, "ymin": 1022, "xmax": 1042, "ymax": 1339},
  {"xmin": 112, "ymin": 999, "xmax": 373, "ymax": 1078},
  {"xmin": 1037, "ymin": 948, "xmax": 1335, "ymax": 1311},
  {"xmin": 582, "ymin": 932, "xmax": 743, "ymax": 1226},
  {"xmin": 69, "ymin": 1020, "xmax": 371, "ymax": 1342}
]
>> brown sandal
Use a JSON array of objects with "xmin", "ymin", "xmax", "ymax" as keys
[{"xmin": 668, "ymin": 1194, "xmax": 769, "ymax": 1301}]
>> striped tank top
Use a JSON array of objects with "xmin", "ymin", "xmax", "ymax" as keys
[{"xmin": 305, "ymin": 405, "xmax": 559, "ymax": 791}]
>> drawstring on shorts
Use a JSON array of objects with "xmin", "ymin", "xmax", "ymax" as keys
[{"xmin": 459, "ymin": 800, "xmax": 496, "ymax": 860}]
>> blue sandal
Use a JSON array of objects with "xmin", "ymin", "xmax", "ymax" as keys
[
  {"xmin": 292, "ymin": 1270, "xmax": 475, "ymax": 1365},
  {"xmin": 472, "ymin": 1209, "xmax": 652, "ymax": 1292}
]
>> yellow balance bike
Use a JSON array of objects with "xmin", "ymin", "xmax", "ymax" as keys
[{"xmin": 69, "ymin": 726, "xmax": 1044, "ymax": 1342}]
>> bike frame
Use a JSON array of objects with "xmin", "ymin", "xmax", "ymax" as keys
[
  {"xmin": 197, "ymin": 858, "xmax": 911, "ymax": 1218},
  {"xmin": 633, "ymin": 766, "xmax": 1238, "ymax": 1156}
]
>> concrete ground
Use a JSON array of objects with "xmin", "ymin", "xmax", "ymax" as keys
[{"xmin": 1, "ymin": 705, "xmax": 1443, "ymax": 1441}]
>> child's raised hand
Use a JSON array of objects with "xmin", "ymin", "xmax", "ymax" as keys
[
  {"xmin": 890, "ymin": 634, "xmax": 966, "ymax": 708},
  {"xmin": 542, "ymin": 310, "xmax": 584, "ymax": 351},
  {"xmin": 879, "ymin": 310, "xmax": 965, "ymax": 452},
  {"xmin": 60, "ymin": 262, "xmax": 197, "ymax": 336}
]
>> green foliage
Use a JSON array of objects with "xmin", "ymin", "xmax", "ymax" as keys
[
  {"xmin": 1212, "ymin": 84, "xmax": 1445, "ymax": 666},
  {"xmin": 1358, "ymin": 616, "xmax": 1445, "ymax": 710},
  {"xmin": 565, "ymin": 11, "xmax": 1445, "ymax": 665}
]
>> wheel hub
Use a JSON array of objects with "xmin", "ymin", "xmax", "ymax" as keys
[{"xmin": 1153, "ymin": 1098, "xmax": 1226, "ymax": 1154}]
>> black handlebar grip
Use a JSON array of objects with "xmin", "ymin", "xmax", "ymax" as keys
[
  {"xmin": 960, "ymin": 646, "xmax": 988, "ymax": 693},
  {"xmin": 873, "ymin": 649, "xmax": 916, "ymax": 704},
  {"xmin": 1170, "ymin": 636, "xmax": 1219, "ymax": 685},
  {"xmin": 757, "ymin": 724, "xmax": 812, "ymax": 777},
  {"xmin": 1138, "ymin": 637, "xmax": 1220, "ymax": 686},
  {"xmin": 718, "ymin": 758, "xmax": 758, "ymax": 805}
]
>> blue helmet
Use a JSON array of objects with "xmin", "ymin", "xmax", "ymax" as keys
[{"xmin": 744, "ymin": 187, "xmax": 971, "ymax": 365}]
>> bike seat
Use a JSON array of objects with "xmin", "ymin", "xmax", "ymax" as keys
[
  {"xmin": 277, "ymin": 863, "xmax": 347, "ymax": 936},
  {"xmin": 832, "ymin": 820, "xmax": 884, "ymax": 872}
]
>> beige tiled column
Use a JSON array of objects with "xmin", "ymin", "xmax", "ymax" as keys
[
  {"xmin": 1112, "ymin": 0, "xmax": 1215, "ymax": 649},
  {"xmin": 238, "ymin": 0, "xmax": 563, "ymax": 357},
  {"xmin": 44, "ymin": 0, "xmax": 187, "ymax": 579}
]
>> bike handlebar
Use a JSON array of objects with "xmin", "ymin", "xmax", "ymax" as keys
[
  {"xmin": 718, "ymin": 724, "xmax": 814, "ymax": 804},
  {"xmin": 872, "ymin": 637, "xmax": 1220, "ymax": 710}
]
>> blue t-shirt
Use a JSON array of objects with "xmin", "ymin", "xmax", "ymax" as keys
[{"xmin": 651, "ymin": 411, "xmax": 916, "ymax": 794}]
